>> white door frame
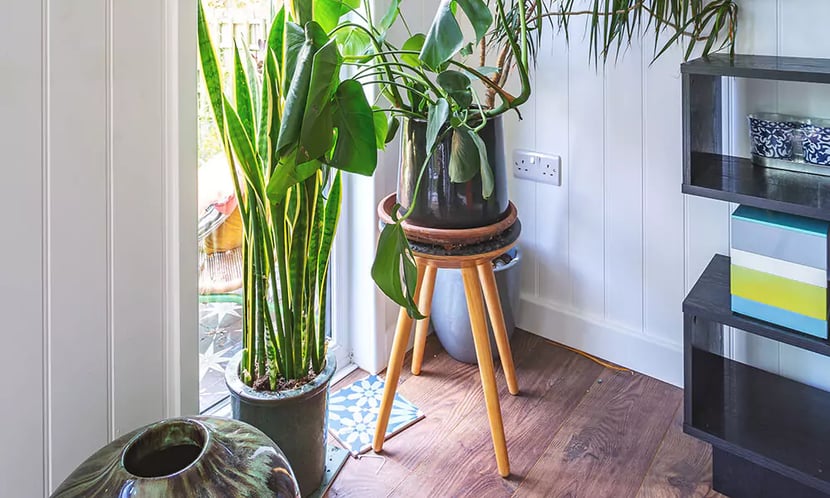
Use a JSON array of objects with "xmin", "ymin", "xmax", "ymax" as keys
[{"xmin": 162, "ymin": 0, "xmax": 199, "ymax": 418}]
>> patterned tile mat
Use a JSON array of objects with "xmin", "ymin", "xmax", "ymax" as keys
[
  {"xmin": 199, "ymin": 295, "xmax": 243, "ymax": 412},
  {"xmin": 328, "ymin": 375, "xmax": 425, "ymax": 456}
]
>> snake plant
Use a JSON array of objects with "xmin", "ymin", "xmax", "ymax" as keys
[{"xmin": 198, "ymin": 0, "xmax": 738, "ymax": 389}]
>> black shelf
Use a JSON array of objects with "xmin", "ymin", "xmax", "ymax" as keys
[
  {"xmin": 683, "ymin": 152, "xmax": 830, "ymax": 222},
  {"xmin": 686, "ymin": 348, "xmax": 830, "ymax": 494},
  {"xmin": 682, "ymin": 52, "xmax": 830, "ymax": 498},
  {"xmin": 682, "ymin": 53, "xmax": 830, "ymax": 84},
  {"xmin": 683, "ymin": 254, "xmax": 830, "ymax": 357}
]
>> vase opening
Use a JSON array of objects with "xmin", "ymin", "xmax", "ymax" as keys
[{"xmin": 123, "ymin": 420, "xmax": 207, "ymax": 478}]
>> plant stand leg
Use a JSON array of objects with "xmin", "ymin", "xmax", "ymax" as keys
[
  {"xmin": 462, "ymin": 266, "xmax": 510, "ymax": 477},
  {"xmin": 477, "ymin": 261, "xmax": 519, "ymax": 395},
  {"xmin": 411, "ymin": 262, "xmax": 437, "ymax": 375},
  {"xmin": 373, "ymin": 262, "xmax": 426, "ymax": 453}
]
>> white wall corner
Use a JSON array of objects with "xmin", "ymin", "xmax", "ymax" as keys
[{"xmin": 518, "ymin": 295, "xmax": 684, "ymax": 387}]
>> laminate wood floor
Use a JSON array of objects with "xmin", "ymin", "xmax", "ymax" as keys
[{"xmin": 327, "ymin": 330, "xmax": 723, "ymax": 498}]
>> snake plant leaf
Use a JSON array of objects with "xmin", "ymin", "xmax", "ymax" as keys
[
  {"xmin": 299, "ymin": 39, "xmax": 341, "ymax": 164},
  {"xmin": 437, "ymin": 70, "xmax": 472, "ymax": 109},
  {"xmin": 223, "ymin": 94, "xmax": 266, "ymax": 198},
  {"xmin": 401, "ymin": 34, "xmax": 425, "ymax": 67},
  {"xmin": 266, "ymin": 6, "xmax": 285, "ymax": 66},
  {"xmin": 329, "ymin": 80, "xmax": 377, "ymax": 175},
  {"xmin": 469, "ymin": 129, "xmax": 493, "ymax": 198},
  {"xmin": 316, "ymin": 172, "xmax": 341, "ymax": 328},
  {"xmin": 277, "ymin": 22, "xmax": 328, "ymax": 158},
  {"xmin": 258, "ymin": 60, "xmax": 273, "ymax": 172},
  {"xmin": 449, "ymin": 127, "xmax": 479, "ymax": 183},
  {"xmin": 372, "ymin": 107, "xmax": 388, "ymax": 149},
  {"xmin": 241, "ymin": 39, "xmax": 261, "ymax": 127},
  {"xmin": 197, "ymin": 0, "xmax": 225, "ymax": 137},
  {"xmin": 233, "ymin": 41, "xmax": 256, "ymax": 142},
  {"xmin": 426, "ymin": 98, "xmax": 449, "ymax": 154},
  {"xmin": 420, "ymin": 0, "xmax": 492, "ymax": 69},
  {"xmin": 265, "ymin": 49, "xmax": 281, "ymax": 161},
  {"xmin": 317, "ymin": 171, "xmax": 341, "ymax": 291},
  {"xmin": 372, "ymin": 223, "xmax": 425, "ymax": 319}
]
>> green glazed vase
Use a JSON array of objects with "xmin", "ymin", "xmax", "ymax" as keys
[{"xmin": 51, "ymin": 416, "xmax": 300, "ymax": 497}]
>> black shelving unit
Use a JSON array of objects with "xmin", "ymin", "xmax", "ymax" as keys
[
  {"xmin": 681, "ymin": 54, "xmax": 830, "ymax": 498},
  {"xmin": 682, "ymin": 54, "xmax": 830, "ymax": 221}
]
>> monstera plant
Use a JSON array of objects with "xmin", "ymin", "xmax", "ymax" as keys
[{"xmin": 351, "ymin": 0, "xmax": 739, "ymax": 316}]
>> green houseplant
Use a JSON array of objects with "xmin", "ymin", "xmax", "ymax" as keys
[
  {"xmin": 197, "ymin": 1, "xmax": 387, "ymax": 494},
  {"xmin": 354, "ymin": 0, "xmax": 739, "ymax": 316},
  {"xmin": 198, "ymin": 0, "xmax": 737, "ymax": 492}
]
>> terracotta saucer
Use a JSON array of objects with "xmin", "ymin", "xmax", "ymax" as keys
[{"xmin": 377, "ymin": 193, "xmax": 518, "ymax": 247}]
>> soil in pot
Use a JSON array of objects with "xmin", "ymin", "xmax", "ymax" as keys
[
  {"xmin": 397, "ymin": 115, "xmax": 509, "ymax": 229},
  {"xmin": 430, "ymin": 247, "xmax": 521, "ymax": 364},
  {"xmin": 226, "ymin": 352, "xmax": 336, "ymax": 497}
]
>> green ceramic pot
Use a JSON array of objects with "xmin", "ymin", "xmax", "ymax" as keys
[
  {"xmin": 51, "ymin": 416, "xmax": 300, "ymax": 497},
  {"xmin": 226, "ymin": 351, "xmax": 336, "ymax": 497}
]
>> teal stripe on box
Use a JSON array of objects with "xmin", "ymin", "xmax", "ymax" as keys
[
  {"xmin": 731, "ymin": 217, "xmax": 827, "ymax": 269},
  {"xmin": 731, "ymin": 295, "xmax": 828, "ymax": 339},
  {"xmin": 732, "ymin": 205, "xmax": 830, "ymax": 237}
]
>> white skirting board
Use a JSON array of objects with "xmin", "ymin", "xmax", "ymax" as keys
[{"xmin": 517, "ymin": 295, "xmax": 684, "ymax": 387}]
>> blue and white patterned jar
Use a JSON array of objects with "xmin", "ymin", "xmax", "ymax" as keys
[
  {"xmin": 802, "ymin": 121, "xmax": 830, "ymax": 166},
  {"xmin": 748, "ymin": 113, "xmax": 799, "ymax": 159}
]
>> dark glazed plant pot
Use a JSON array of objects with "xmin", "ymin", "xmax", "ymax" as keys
[
  {"xmin": 226, "ymin": 351, "xmax": 336, "ymax": 497},
  {"xmin": 397, "ymin": 115, "xmax": 509, "ymax": 228},
  {"xmin": 51, "ymin": 416, "xmax": 300, "ymax": 497},
  {"xmin": 431, "ymin": 247, "xmax": 521, "ymax": 364}
]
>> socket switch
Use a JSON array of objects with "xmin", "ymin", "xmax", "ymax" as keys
[{"xmin": 513, "ymin": 149, "xmax": 562, "ymax": 186}]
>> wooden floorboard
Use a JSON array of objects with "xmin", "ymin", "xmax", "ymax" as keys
[
  {"xmin": 328, "ymin": 329, "xmax": 720, "ymax": 498},
  {"xmin": 374, "ymin": 336, "xmax": 485, "ymax": 472},
  {"xmin": 390, "ymin": 333, "xmax": 604, "ymax": 497},
  {"xmin": 515, "ymin": 368, "xmax": 681, "ymax": 497},
  {"xmin": 636, "ymin": 404, "xmax": 719, "ymax": 498}
]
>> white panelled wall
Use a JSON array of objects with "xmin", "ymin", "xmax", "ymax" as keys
[
  {"xmin": 508, "ymin": 0, "xmax": 830, "ymax": 388},
  {"xmin": 0, "ymin": 1, "xmax": 197, "ymax": 496}
]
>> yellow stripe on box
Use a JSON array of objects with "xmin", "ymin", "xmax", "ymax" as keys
[{"xmin": 731, "ymin": 264, "xmax": 827, "ymax": 320}]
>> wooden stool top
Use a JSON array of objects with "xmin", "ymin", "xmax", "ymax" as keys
[{"xmin": 378, "ymin": 193, "xmax": 521, "ymax": 267}]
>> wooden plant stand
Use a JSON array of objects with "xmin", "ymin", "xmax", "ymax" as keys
[{"xmin": 372, "ymin": 195, "xmax": 521, "ymax": 477}]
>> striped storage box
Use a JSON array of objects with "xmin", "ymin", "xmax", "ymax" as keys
[{"xmin": 731, "ymin": 205, "xmax": 830, "ymax": 339}]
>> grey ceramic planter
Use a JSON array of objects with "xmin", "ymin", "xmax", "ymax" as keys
[
  {"xmin": 431, "ymin": 247, "xmax": 521, "ymax": 364},
  {"xmin": 226, "ymin": 351, "xmax": 335, "ymax": 497}
]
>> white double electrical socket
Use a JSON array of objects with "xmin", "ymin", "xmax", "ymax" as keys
[{"xmin": 512, "ymin": 149, "xmax": 562, "ymax": 186}]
